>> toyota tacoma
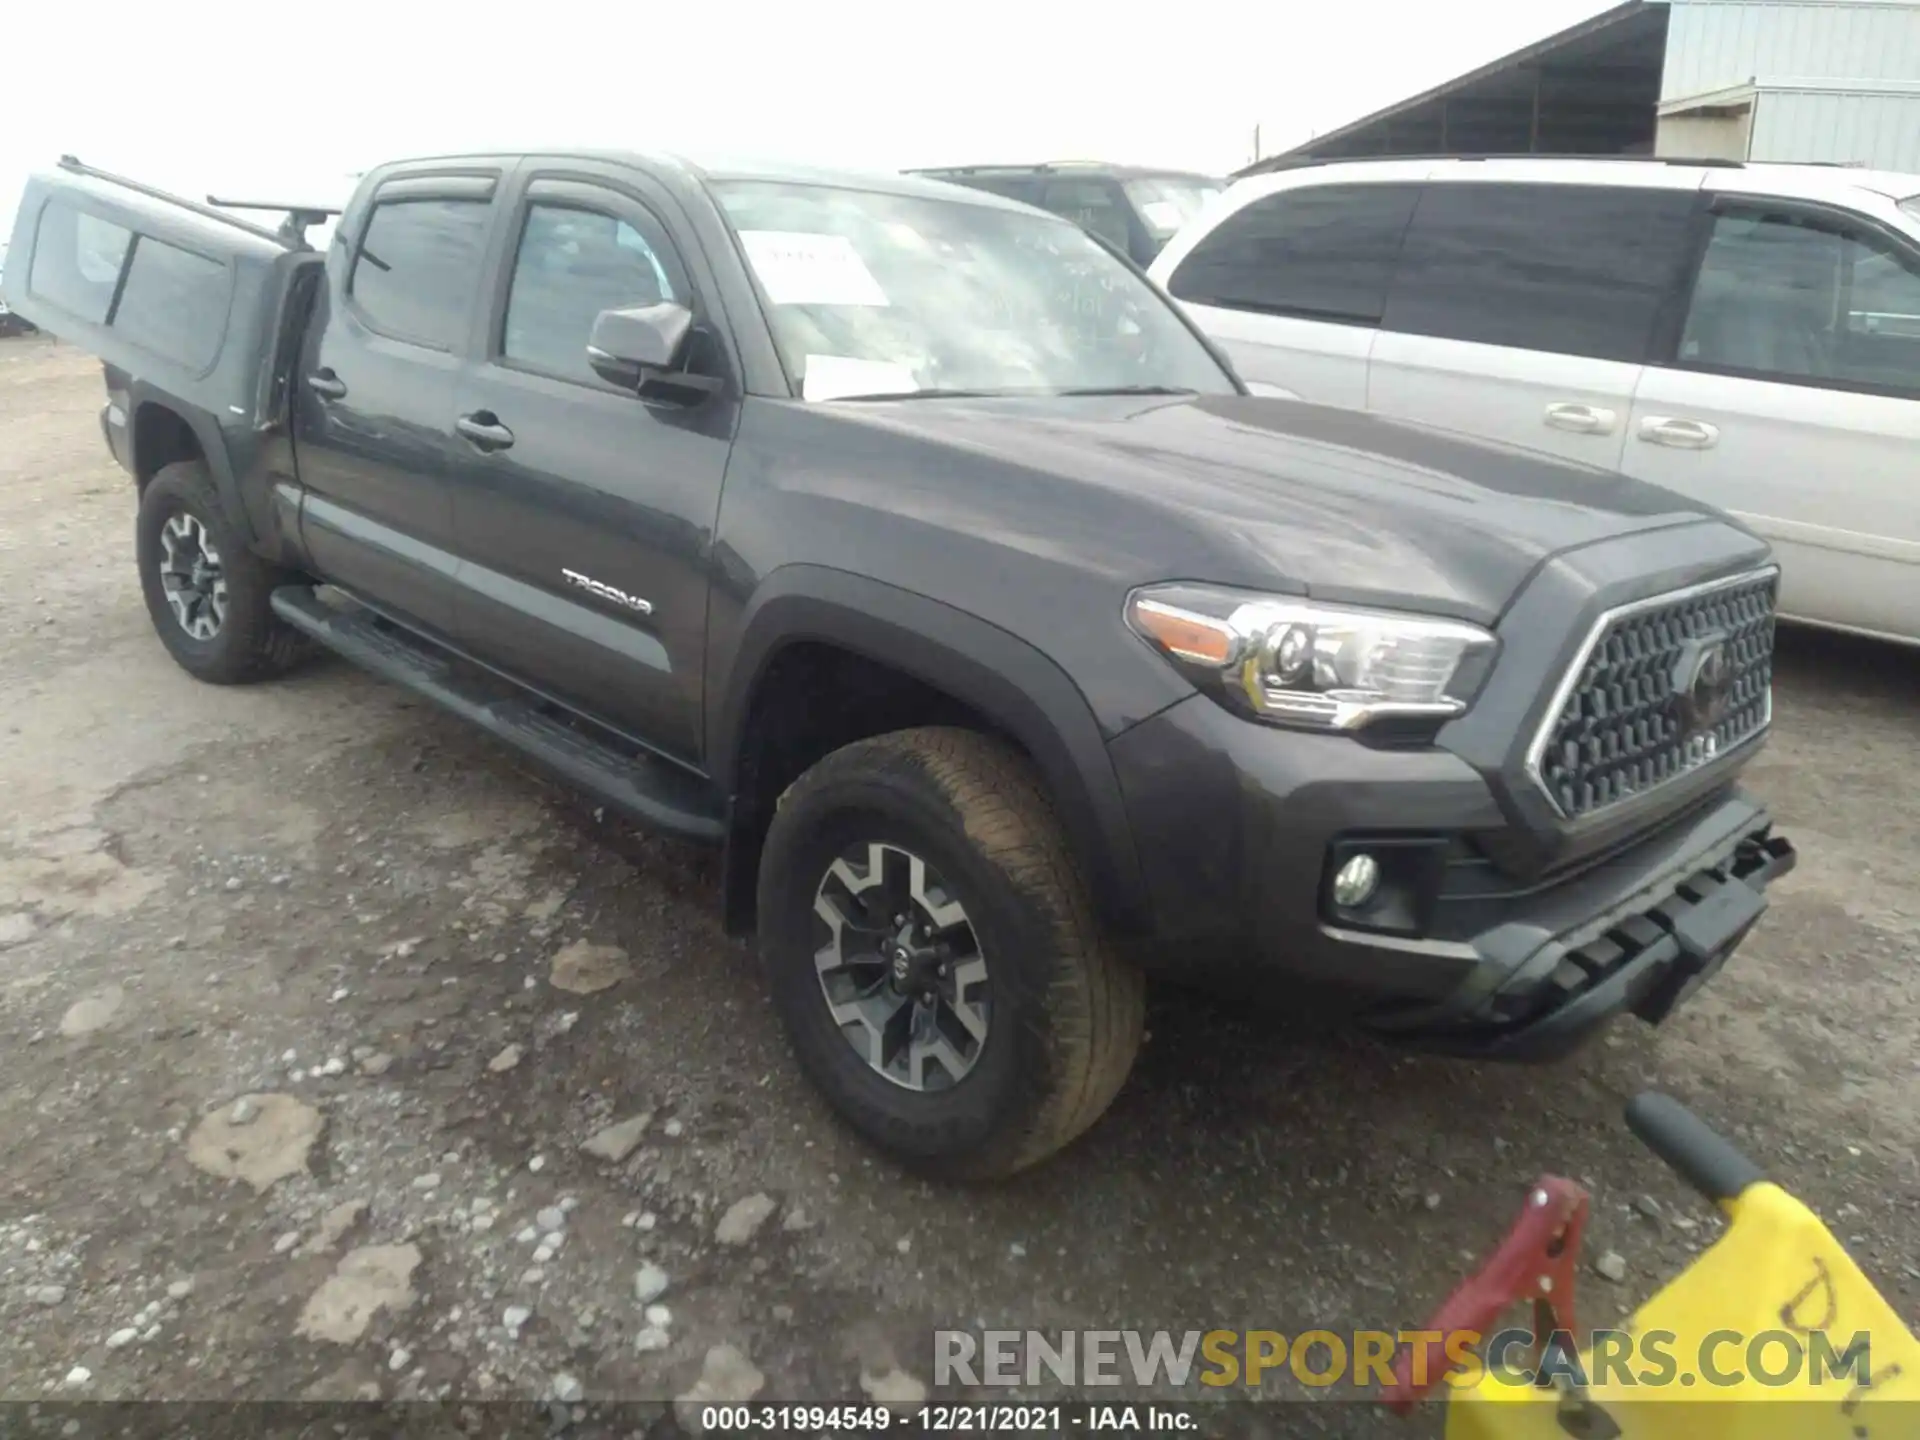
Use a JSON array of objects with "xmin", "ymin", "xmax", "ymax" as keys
[{"xmin": 4, "ymin": 151, "xmax": 1795, "ymax": 1178}]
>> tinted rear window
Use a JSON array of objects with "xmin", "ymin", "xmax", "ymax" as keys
[
  {"xmin": 1038, "ymin": 179, "xmax": 1135, "ymax": 251},
  {"xmin": 350, "ymin": 197, "xmax": 490, "ymax": 349},
  {"xmin": 1166, "ymin": 183, "xmax": 1421, "ymax": 324},
  {"xmin": 112, "ymin": 236, "xmax": 230, "ymax": 370},
  {"xmin": 29, "ymin": 199, "xmax": 132, "ymax": 323},
  {"xmin": 1382, "ymin": 183, "xmax": 1697, "ymax": 363}
]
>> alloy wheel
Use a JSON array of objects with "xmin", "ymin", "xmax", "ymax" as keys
[
  {"xmin": 158, "ymin": 512, "xmax": 227, "ymax": 641},
  {"xmin": 811, "ymin": 840, "xmax": 991, "ymax": 1091}
]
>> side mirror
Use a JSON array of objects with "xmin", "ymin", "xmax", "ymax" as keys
[{"xmin": 586, "ymin": 301, "xmax": 694, "ymax": 390}]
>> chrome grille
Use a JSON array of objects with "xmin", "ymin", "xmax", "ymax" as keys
[{"xmin": 1529, "ymin": 569, "xmax": 1778, "ymax": 821}]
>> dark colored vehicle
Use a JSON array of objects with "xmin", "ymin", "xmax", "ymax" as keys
[
  {"xmin": 905, "ymin": 161, "xmax": 1224, "ymax": 265},
  {"xmin": 0, "ymin": 242, "xmax": 38, "ymax": 336},
  {"xmin": 5, "ymin": 150, "xmax": 1795, "ymax": 1179}
]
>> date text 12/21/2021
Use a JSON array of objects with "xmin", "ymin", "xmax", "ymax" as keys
[{"xmin": 697, "ymin": 1405, "xmax": 1200, "ymax": 1432}]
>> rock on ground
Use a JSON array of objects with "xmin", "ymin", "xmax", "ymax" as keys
[
  {"xmin": 302, "ymin": 1198, "xmax": 370, "ymax": 1255},
  {"xmin": 582, "ymin": 1112, "xmax": 651, "ymax": 1162},
  {"xmin": 58, "ymin": 984, "xmax": 124, "ymax": 1037},
  {"xmin": 633, "ymin": 1262, "xmax": 670, "ymax": 1304},
  {"xmin": 860, "ymin": 1366, "xmax": 929, "ymax": 1408},
  {"xmin": 186, "ymin": 1094, "xmax": 324, "ymax": 1191},
  {"xmin": 547, "ymin": 940, "xmax": 630, "ymax": 994},
  {"xmin": 488, "ymin": 1044, "xmax": 523, "ymax": 1073},
  {"xmin": 676, "ymin": 1345, "xmax": 765, "ymax": 1431},
  {"xmin": 295, "ymin": 1243, "xmax": 422, "ymax": 1344},
  {"xmin": 715, "ymin": 1193, "xmax": 778, "ymax": 1245}
]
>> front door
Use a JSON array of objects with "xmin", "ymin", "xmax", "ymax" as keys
[
  {"xmin": 1623, "ymin": 197, "xmax": 1920, "ymax": 640},
  {"xmin": 446, "ymin": 169, "xmax": 738, "ymax": 766},
  {"xmin": 294, "ymin": 171, "xmax": 502, "ymax": 636}
]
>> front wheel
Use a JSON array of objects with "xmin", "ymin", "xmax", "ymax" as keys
[
  {"xmin": 757, "ymin": 727, "xmax": 1144, "ymax": 1179},
  {"xmin": 136, "ymin": 461, "xmax": 308, "ymax": 684}
]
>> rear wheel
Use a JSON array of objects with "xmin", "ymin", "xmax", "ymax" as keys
[
  {"xmin": 136, "ymin": 461, "xmax": 308, "ymax": 684},
  {"xmin": 757, "ymin": 727, "xmax": 1145, "ymax": 1179}
]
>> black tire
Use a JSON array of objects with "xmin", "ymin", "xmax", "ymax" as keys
[
  {"xmin": 137, "ymin": 460, "xmax": 308, "ymax": 684},
  {"xmin": 757, "ymin": 726, "xmax": 1145, "ymax": 1179}
]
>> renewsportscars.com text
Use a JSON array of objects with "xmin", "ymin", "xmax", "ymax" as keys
[{"xmin": 934, "ymin": 1328, "xmax": 1876, "ymax": 1392}]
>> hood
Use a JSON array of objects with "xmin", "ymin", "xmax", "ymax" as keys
[{"xmin": 809, "ymin": 392, "xmax": 1730, "ymax": 623}]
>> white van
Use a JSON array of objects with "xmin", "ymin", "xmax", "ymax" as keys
[{"xmin": 1149, "ymin": 157, "xmax": 1920, "ymax": 647}]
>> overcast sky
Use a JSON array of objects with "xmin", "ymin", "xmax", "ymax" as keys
[{"xmin": 3, "ymin": 0, "xmax": 1602, "ymax": 233}]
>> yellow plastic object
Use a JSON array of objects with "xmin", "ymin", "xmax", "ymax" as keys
[{"xmin": 1446, "ymin": 1182, "xmax": 1920, "ymax": 1439}]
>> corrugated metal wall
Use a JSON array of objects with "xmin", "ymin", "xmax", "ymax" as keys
[
  {"xmin": 1750, "ymin": 87, "xmax": 1920, "ymax": 165},
  {"xmin": 1664, "ymin": 1, "xmax": 1920, "ymax": 98}
]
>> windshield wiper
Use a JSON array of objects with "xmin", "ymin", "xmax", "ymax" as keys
[{"xmin": 1050, "ymin": 385, "xmax": 1198, "ymax": 397}]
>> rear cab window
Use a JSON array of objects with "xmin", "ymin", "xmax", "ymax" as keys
[
  {"xmin": 349, "ymin": 196, "xmax": 491, "ymax": 349},
  {"xmin": 1381, "ymin": 182, "xmax": 1697, "ymax": 363},
  {"xmin": 1165, "ymin": 183, "xmax": 1421, "ymax": 326}
]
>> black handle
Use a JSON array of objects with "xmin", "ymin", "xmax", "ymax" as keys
[
  {"xmin": 1625, "ymin": 1092, "xmax": 1764, "ymax": 1204},
  {"xmin": 308, "ymin": 369, "xmax": 347, "ymax": 400},
  {"xmin": 455, "ymin": 413, "xmax": 515, "ymax": 452}
]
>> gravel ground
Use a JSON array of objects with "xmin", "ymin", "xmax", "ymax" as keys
[{"xmin": 1, "ymin": 336, "xmax": 1915, "ymax": 1431}]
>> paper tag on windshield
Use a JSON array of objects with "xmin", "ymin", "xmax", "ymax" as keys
[
  {"xmin": 739, "ymin": 231, "xmax": 890, "ymax": 307},
  {"xmin": 802, "ymin": 355, "xmax": 919, "ymax": 402},
  {"xmin": 1141, "ymin": 200, "xmax": 1184, "ymax": 232}
]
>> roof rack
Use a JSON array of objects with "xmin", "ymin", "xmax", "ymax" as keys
[
  {"xmin": 1236, "ymin": 152, "xmax": 1746, "ymax": 177},
  {"xmin": 55, "ymin": 155, "xmax": 341, "ymax": 249},
  {"xmin": 205, "ymin": 195, "xmax": 342, "ymax": 247}
]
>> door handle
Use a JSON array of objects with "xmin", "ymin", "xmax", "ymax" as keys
[
  {"xmin": 1638, "ymin": 415, "xmax": 1720, "ymax": 450},
  {"xmin": 1543, "ymin": 402, "xmax": 1616, "ymax": 435},
  {"xmin": 455, "ymin": 412, "xmax": 515, "ymax": 452},
  {"xmin": 307, "ymin": 369, "xmax": 347, "ymax": 400}
]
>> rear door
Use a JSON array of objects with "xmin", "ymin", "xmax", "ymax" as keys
[
  {"xmin": 445, "ymin": 164, "xmax": 739, "ymax": 765},
  {"xmin": 293, "ymin": 167, "xmax": 502, "ymax": 636},
  {"xmin": 1368, "ymin": 180, "xmax": 1700, "ymax": 469},
  {"xmin": 1623, "ymin": 194, "xmax": 1920, "ymax": 640},
  {"xmin": 1158, "ymin": 181, "xmax": 1421, "ymax": 408}
]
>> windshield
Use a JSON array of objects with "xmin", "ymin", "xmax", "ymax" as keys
[
  {"xmin": 714, "ymin": 180, "xmax": 1236, "ymax": 401},
  {"xmin": 1123, "ymin": 177, "xmax": 1226, "ymax": 243}
]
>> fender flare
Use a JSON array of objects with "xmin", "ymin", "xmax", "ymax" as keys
[
  {"xmin": 128, "ymin": 386, "xmax": 244, "ymax": 515},
  {"xmin": 711, "ymin": 565, "xmax": 1152, "ymax": 937}
]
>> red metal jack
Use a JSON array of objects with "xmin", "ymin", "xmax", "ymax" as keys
[{"xmin": 1383, "ymin": 1175, "xmax": 1592, "ymax": 1412}]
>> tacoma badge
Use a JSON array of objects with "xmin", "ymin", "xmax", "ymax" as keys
[{"xmin": 562, "ymin": 569, "xmax": 652, "ymax": 615}]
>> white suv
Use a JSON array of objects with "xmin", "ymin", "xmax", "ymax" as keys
[{"xmin": 1149, "ymin": 157, "xmax": 1920, "ymax": 647}]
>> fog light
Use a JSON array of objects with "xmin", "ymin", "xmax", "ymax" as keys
[{"xmin": 1332, "ymin": 853, "xmax": 1381, "ymax": 909}]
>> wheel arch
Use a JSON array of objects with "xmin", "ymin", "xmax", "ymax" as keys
[{"xmin": 710, "ymin": 566, "xmax": 1152, "ymax": 941}]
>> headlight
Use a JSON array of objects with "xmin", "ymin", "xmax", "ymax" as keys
[{"xmin": 1125, "ymin": 584, "xmax": 1497, "ymax": 731}]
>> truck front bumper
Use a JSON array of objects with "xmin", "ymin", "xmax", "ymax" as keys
[{"xmin": 1107, "ymin": 694, "xmax": 1796, "ymax": 1063}]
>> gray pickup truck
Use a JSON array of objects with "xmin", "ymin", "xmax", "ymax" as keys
[{"xmin": 4, "ymin": 151, "xmax": 1794, "ymax": 1178}]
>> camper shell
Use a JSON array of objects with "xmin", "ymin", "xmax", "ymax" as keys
[{"xmin": 1, "ymin": 157, "xmax": 332, "ymax": 544}]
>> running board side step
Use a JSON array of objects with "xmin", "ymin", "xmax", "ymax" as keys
[{"xmin": 270, "ymin": 585, "xmax": 726, "ymax": 843}]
